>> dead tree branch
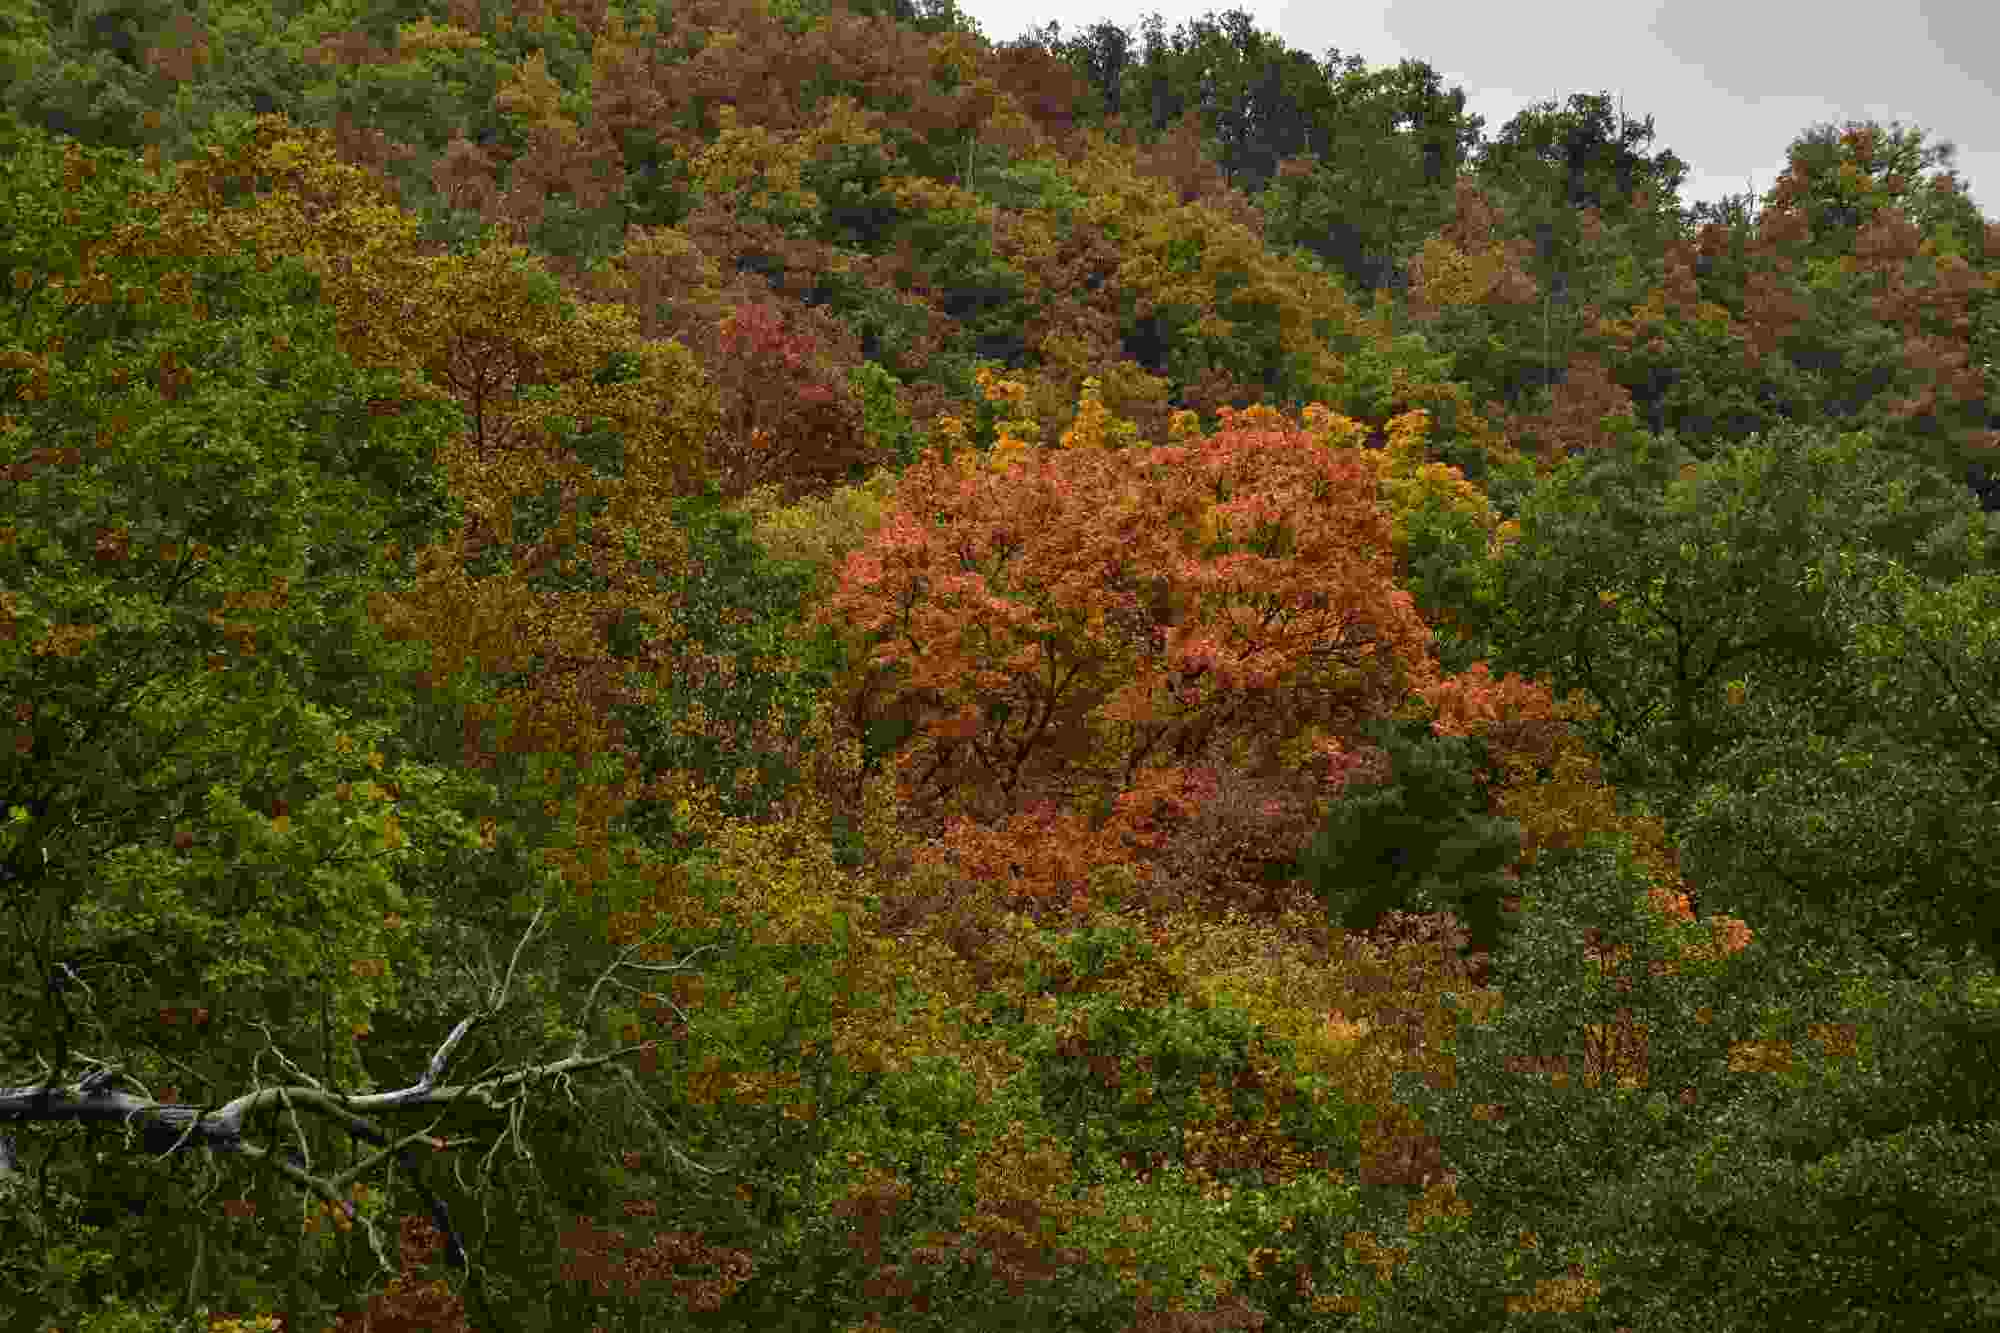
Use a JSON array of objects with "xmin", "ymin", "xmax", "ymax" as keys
[{"xmin": 0, "ymin": 905, "xmax": 721, "ymax": 1280}]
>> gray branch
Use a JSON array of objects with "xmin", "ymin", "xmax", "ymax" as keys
[{"xmin": 0, "ymin": 906, "xmax": 720, "ymax": 1279}]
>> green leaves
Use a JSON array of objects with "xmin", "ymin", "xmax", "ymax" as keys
[
  {"xmin": 1682, "ymin": 548, "xmax": 2000, "ymax": 976},
  {"xmin": 848, "ymin": 358, "xmax": 924, "ymax": 470},
  {"xmin": 1296, "ymin": 715, "xmax": 1525, "ymax": 961},
  {"xmin": 1461, "ymin": 419, "xmax": 1993, "ymax": 858},
  {"xmin": 0, "ymin": 117, "xmax": 499, "ymax": 1319},
  {"xmin": 606, "ymin": 487, "xmax": 830, "ymax": 838}
]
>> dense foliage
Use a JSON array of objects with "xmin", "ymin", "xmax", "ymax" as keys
[{"xmin": 2, "ymin": 2, "xmax": 1997, "ymax": 1330}]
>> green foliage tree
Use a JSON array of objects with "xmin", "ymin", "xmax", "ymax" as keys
[
  {"xmin": 1456, "ymin": 413, "xmax": 1998, "ymax": 907},
  {"xmin": 603, "ymin": 483, "xmax": 838, "ymax": 847},
  {"xmin": 0, "ymin": 106, "xmax": 832, "ymax": 1333},
  {"xmin": 1296, "ymin": 715, "xmax": 1527, "ymax": 964},
  {"xmin": 1474, "ymin": 89, "xmax": 1690, "ymax": 251},
  {"xmin": 0, "ymin": 106, "xmax": 494, "ymax": 1324},
  {"xmin": 1683, "ymin": 543, "xmax": 2000, "ymax": 978},
  {"xmin": 1389, "ymin": 838, "xmax": 2000, "ymax": 1330},
  {"xmin": 1771, "ymin": 117, "xmax": 1989, "ymax": 263},
  {"xmin": 1254, "ymin": 54, "xmax": 1486, "ymax": 299}
]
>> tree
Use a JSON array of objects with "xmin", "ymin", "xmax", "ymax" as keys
[
  {"xmin": 1457, "ymin": 412, "xmax": 1999, "ymax": 916},
  {"xmin": 110, "ymin": 110, "xmax": 741, "ymax": 914},
  {"xmin": 1380, "ymin": 835, "xmax": 1998, "ymax": 1333},
  {"xmin": 1682, "ymin": 543, "xmax": 2000, "ymax": 979},
  {"xmin": 0, "ymin": 109, "xmax": 499, "ymax": 1322},
  {"xmin": 1294, "ymin": 714, "xmax": 1527, "ymax": 961},
  {"xmin": 1477, "ymin": 90, "xmax": 1689, "ymax": 219},
  {"xmin": 1473, "ymin": 89, "xmax": 1691, "ymax": 316},
  {"xmin": 1016, "ymin": 17, "xmax": 1136, "ymax": 122},
  {"xmin": 812, "ymin": 375, "xmax": 1577, "ymax": 961},
  {"xmin": 817, "ymin": 380, "xmax": 1433, "ymax": 847},
  {"xmin": 0, "ymin": 109, "xmax": 829, "ymax": 1330},
  {"xmin": 1254, "ymin": 55, "xmax": 1483, "ymax": 302},
  {"xmin": 1743, "ymin": 120, "xmax": 2000, "ymax": 482},
  {"xmin": 1763, "ymin": 118, "xmax": 1988, "ymax": 266},
  {"xmin": 702, "ymin": 298, "xmax": 874, "ymax": 503}
]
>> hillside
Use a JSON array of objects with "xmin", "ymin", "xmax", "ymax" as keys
[{"xmin": 3, "ymin": 2, "xmax": 1999, "ymax": 1329}]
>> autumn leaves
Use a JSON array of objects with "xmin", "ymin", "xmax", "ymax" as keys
[{"xmin": 811, "ymin": 367, "xmax": 1583, "ymax": 944}]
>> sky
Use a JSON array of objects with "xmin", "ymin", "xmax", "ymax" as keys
[{"xmin": 950, "ymin": 0, "xmax": 1998, "ymax": 225}]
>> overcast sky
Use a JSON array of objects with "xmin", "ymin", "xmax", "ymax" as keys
[{"xmin": 954, "ymin": 0, "xmax": 1997, "ymax": 225}]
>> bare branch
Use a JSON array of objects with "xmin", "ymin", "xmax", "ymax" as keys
[{"xmin": 0, "ymin": 907, "xmax": 720, "ymax": 1279}]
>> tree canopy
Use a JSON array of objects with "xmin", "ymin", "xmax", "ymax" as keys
[{"xmin": 3, "ymin": 3, "xmax": 1997, "ymax": 1329}]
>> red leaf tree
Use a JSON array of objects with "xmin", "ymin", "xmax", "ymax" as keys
[{"xmin": 819, "ymin": 385, "xmax": 1469, "ymax": 921}]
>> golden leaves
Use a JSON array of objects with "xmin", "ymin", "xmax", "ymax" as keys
[
  {"xmin": 884, "ymin": 173, "xmax": 991, "ymax": 222},
  {"xmin": 1505, "ymin": 1270, "xmax": 1602, "ymax": 1315},
  {"xmin": 392, "ymin": 16, "xmax": 487, "ymax": 56},
  {"xmin": 1581, "ymin": 1015, "xmax": 1650, "ymax": 1090},
  {"xmin": 1726, "ymin": 1041, "xmax": 1794, "ymax": 1074},
  {"xmin": 690, "ymin": 108, "xmax": 820, "ymax": 224},
  {"xmin": 1806, "ymin": 1021, "xmax": 1860, "ymax": 1060},
  {"xmin": 1406, "ymin": 234, "xmax": 1529, "ymax": 312},
  {"xmin": 493, "ymin": 50, "xmax": 568, "ymax": 127},
  {"xmin": 1319, "ymin": 1009, "xmax": 1374, "ymax": 1053},
  {"xmin": 31, "ymin": 622, "xmax": 101, "ymax": 658}
]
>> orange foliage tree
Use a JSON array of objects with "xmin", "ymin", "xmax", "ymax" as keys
[{"xmin": 814, "ymin": 368, "xmax": 1584, "ymax": 936}]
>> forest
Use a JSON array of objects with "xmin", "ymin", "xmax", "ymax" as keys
[{"xmin": 1, "ymin": 0, "xmax": 1997, "ymax": 1328}]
